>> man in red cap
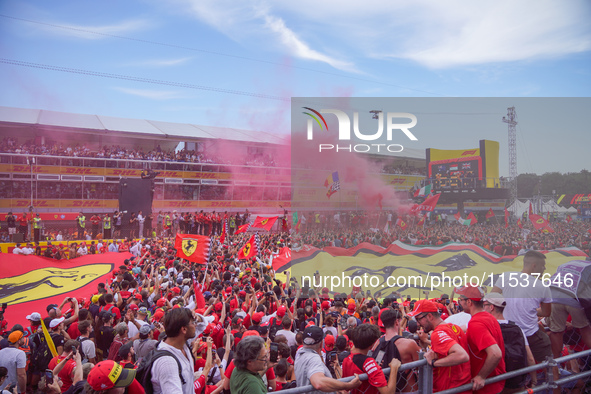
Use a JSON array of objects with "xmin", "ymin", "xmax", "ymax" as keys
[
  {"xmin": 86, "ymin": 360, "xmax": 143, "ymax": 393},
  {"xmin": 407, "ymin": 300, "xmax": 471, "ymax": 393},
  {"xmin": 455, "ymin": 284, "xmax": 505, "ymax": 394}
]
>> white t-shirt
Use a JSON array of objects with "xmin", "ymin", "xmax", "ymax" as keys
[
  {"xmin": 494, "ymin": 272, "xmax": 552, "ymax": 336},
  {"xmin": 277, "ymin": 329, "xmax": 297, "ymax": 347},
  {"xmin": 12, "ymin": 247, "xmax": 22, "ymax": 254}
]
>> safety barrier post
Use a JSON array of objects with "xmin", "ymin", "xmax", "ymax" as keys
[
  {"xmin": 418, "ymin": 351, "xmax": 432, "ymax": 394},
  {"xmin": 545, "ymin": 355, "xmax": 557, "ymax": 392}
]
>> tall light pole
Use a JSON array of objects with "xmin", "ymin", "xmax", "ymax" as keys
[{"xmin": 502, "ymin": 107, "xmax": 517, "ymax": 204}]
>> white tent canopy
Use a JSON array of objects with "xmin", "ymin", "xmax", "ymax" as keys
[{"xmin": 508, "ymin": 199, "xmax": 578, "ymax": 218}]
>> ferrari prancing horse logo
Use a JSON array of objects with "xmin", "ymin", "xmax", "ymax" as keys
[
  {"xmin": 243, "ymin": 243, "xmax": 252, "ymax": 256},
  {"xmin": 261, "ymin": 219, "xmax": 268, "ymax": 225},
  {"xmin": 182, "ymin": 239, "xmax": 198, "ymax": 256}
]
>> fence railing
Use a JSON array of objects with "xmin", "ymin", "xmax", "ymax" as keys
[{"xmin": 280, "ymin": 348, "xmax": 591, "ymax": 394}]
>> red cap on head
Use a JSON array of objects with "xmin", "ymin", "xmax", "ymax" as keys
[
  {"xmin": 172, "ymin": 287, "xmax": 181, "ymax": 294},
  {"xmin": 277, "ymin": 306, "xmax": 287, "ymax": 317},
  {"xmin": 242, "ymin": 330, "xmax": 260, "ymax": 338},
  {"xmin": 454, "ymin": 284, "xmax": 485, "ymax": 301},
  {"xmin": 252, "ymin": 312, "xmax": 264, "ymax": 323},
  {"xmin": 407, "ymin": 300, "xmax": 439, "ymax": 317},
  {"xmin": 215, "ymin": 302, "xmax": 223, "ymax": 311},
  {"xmin": 128, "ymin": 304, "xmax": 139, "ymax": 311},
  {"xmin": 321, "ymin": 301, "xmax": 330, "ymax": 310},
  {"xmin": 324, "ymin": 335, "xmax": 335, "ymax": 347},
  {"xmin": 156, "ymin": 298, "xmax": 166, "ymax": 307}
]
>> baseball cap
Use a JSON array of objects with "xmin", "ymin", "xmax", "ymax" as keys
[
  {"xmin": 321, "ymin": 301, "xmax": 330, "ymax": 310},
  {"xmin": 454, "ymin": 284, "xmax": 485, "ymax": 301},
  {"xmin": 407, "ymin": 300, "xmax": 439, "ymax": 317},
  {"xmin": 49, "ymin": 317, "xmax": 65, "ymax": 328},
  {"xmin": 8, "ymin": 330, "xmax": 23, "ymax": 343},
  {"xmin": 139, "ymin": 325, "xmax": 152, "ymax": 336},
  {"xmin": 152, "ymin": 310, "xmax": 165, "ymax": 322},
  {"xmin": 483, "ymin": 292, "xmax": 506, "ymax": 308},
  {"xmin": 156, "ymin": 298, "xmax": 166, "ymax": 307},
  {"xmin": 215, "ymin": 302, "xmax": 223, "ymax": 311},
  {"xmin": 26, "ymin": 312, "xmax": 42, "ymax": 322},
  {"xmin": 46, "ymin": 304, "xmax": 58, "ymax": 312},
  {"xmin": 92, "ymin": 295, "xmax": 100, "ymax": 304},
  {"xmin": 128, "ymin": 304, "xmax": 139, "ymax": 311},
  {"xmin": 134, "ymin": 293, "xmax": 143, "ymax": 301},
  {"xmin": 324, "ymin": 334, "xmax": 335, "ymax": 348},
  {"xmin": 347, "ymin": 303, "xmax": 356, "ymax": 311},
  {"xmin": 276, "ymin": 306, "xmax": 287, "ymax": 317},
  {"xmin": 172, "ymin": 287, "xmax": 181, "ymax": 294},
  {"xmin": 252, "ymin": 312, "xmax": 264, "ymax": 323},
  {"xmin": 87, "ymin": 361, "xmax": 136, "ymax": 391},
  {"xmin": 303, "ymin": 326, "xmax": 324, "ymax": 345}
]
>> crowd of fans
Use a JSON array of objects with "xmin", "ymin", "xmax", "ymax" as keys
[
  {"xmin": 1, "ymin": 212, "xmax": 591, "ymax": 393},
  {"xmin": 0, "ymin": 138, "xmax": 279, "ymax": 168}
]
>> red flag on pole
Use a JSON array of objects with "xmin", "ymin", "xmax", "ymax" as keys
[
  {"xmin": 467, "ymin": 212, "xmax": 478, "ymax": 226},
  {"xmin": 410, "ymin": 193, "xmax": 441, "ymax": 214},
  {"xmin": 252, "ymin": 216, "xmax": 278, "ymax": 231},
  {"xmin": 485, "ymin": 208, "xmax": 495, "ymax": 219},
  {"xmin": 238, "ymin": 234, "xmax": 258, "ymax": 259},
  {"xmin": 529, "ymin": 214, "xmax": 554, "ymax": 233},
  {"xmin": 272, "ymin": 247, "xmax": 292, "ymax": 272},
  {"xmin": 417, "ymin": 216, "xmax": 425, "ymax": 227},
  {"xmin": 219, "ymin": 220, "xmax": 228, "ymax": 244},
  {"xmin": 529, "ymin": 202, "xmax": 533, "ymax": 216},
  {"xmin": 235, "ymin": 222, "xmax": 251, "ymax": 234},
  {"xmin": 396, "ymin": 218, "xmax": 408, "ymax": 230},
  {"xmin": 175, "ymin": 234, "xmax": 211, "ymax": 264},
  {"xmin": 504, "ymin": 208, "xmax": 509, "ymax": 228},
  {"xmin": 517, "ymin": 218, "xmax": 523, "ymax": 229}
]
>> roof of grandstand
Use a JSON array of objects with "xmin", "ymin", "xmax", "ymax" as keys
[{"xmin": 0, "ymin": 106, "xmax": 426, "ymax": 160}]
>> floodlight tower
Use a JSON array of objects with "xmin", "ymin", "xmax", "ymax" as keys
[{"xmin": 502, "ymin": 107, "xmax": 518, "ymax": 203}]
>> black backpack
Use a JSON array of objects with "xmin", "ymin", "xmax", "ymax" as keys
[
  {"xmin": 369, "ymin": 335, "xmax": 407, "ymax": 393},
  {"xmin": 499, "ymin": 321, "xmax": 528, "ymax": 389},
  {"xmin": 135, "ymin": 341, "xmax": 188, "ymax": 394},
  {"xmin": 268, "ymin": 317, "xmax": 283, "ymax": 341},
  {"xmin": 30, "ymin": 333, "xmax": 57, "ymax": 373}
]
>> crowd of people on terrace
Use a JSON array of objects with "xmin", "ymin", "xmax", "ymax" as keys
[
  {"xmin": 1, "ymin": 218, "xmax": 590, "ymax": 394},
  {"xmin": 0, "ymin": 138, "xmax": 424, "ymax": 175}
]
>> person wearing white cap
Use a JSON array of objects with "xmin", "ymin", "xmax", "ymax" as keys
[
  {"xmin": 483, "ymin": 292, "xmax": 537, "ymax": 390},
  {"xmin": 49, "ymin": 317, "xmax": 68, "ymax": 355},
  {"xmin": 24, "ymin": 312, "xmax": 42, "ymax": 338}
]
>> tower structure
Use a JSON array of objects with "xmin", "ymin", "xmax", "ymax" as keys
[{"xmin": 502, "ymin": 107, "xmax": 518, "ymax": 203}]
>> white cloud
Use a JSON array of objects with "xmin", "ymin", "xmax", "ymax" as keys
[
  {"xmin": 175, "ymin": 0, "xmax": 590, "ymax": 69},
  {"xmin": 36, "ymin": 19, "xmax": 151, "ymax": 40},
  {"xmin": 113, "ymin": 87, "xmax": 190, "ymax": 100},
  {"xmin": 128, "ymin": 57, "xmax": 193, "ymax": 67},
  {"xmin": 175, "ymin": 0, "xmax": 357, "ymax": 72}
]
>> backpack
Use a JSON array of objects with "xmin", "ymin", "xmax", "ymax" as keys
[
  {"xmin": 77, "ymin": 336, "xmax": 91, "ymax": 363},
  {"xmin": 135, "ymin": 341, "xmax": 188, "ymax": 394},
  {"xmin": 369, "ymin": 335, "xmax": 407, "ymax": 393},
  {"xmin": 268, "ymin": 317, "xmax": 283, "ymax": 341},
  {"xmin": 499, "ymin": 321, "xmax": 528, "ymax": 389},
  {"xmin": 30, "ymin": 333, "xmax": 57, "ymax": 372}
]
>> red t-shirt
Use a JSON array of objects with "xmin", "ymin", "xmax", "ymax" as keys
[
  {"xmin": 100, "ymin": 304, "xmax": 121, "ymax": 320},
  {"xmin": 342, "ymin": 353, "xmax": 387, "ymax": 394},
  {"xmin": 431, "ymin": 323, "xmax": 471, "ymax": 393},
  {"xmin": 48, "ymin": 357, "xmax": 77, "ymax": 392},
  {"xmin": 67, "ymin": 322, "xmax": 80, "ymax": 340},
  {"xmin": 466, "ymin": 312, "xmax": 506, "ymax": 394}
]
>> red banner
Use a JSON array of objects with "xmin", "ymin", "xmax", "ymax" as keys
[
  {"xmin": 272, "ymin": 247, "xmax": 292, "ymax": 272},
  {"xmin": 175, "ymin": 234, "xmax": 211, "ymax": 264},
  {"xmin": 251, "ymin": 216, "xmax": 278, "ymax": 231},
  {"xmin": 0, "ymin": 253, "xmax": 128, "ymax": 329},
  {"xmin": 238, "ymin": 235, "xmax": 258, "ymax": 259}
]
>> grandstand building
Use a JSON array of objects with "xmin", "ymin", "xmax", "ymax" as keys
[{"xmin": 0, "ymin": 106, "xmax": 426, "ymax": 216}]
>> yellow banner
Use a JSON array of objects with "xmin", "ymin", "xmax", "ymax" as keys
[{"xmin": 0, "ymin": 199, "xmax": 118, "ymax": 209}]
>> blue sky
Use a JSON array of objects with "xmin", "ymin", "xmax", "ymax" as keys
[{"xmin": 0, "ymin": 0, "xmax": 590, "ymax": 175}]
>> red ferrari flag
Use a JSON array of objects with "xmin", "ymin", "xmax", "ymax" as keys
[
  {"xmin": 485, "ymin": 208, "xmax": 495, "ymax": 219},
  {"xmin": 219, "ymin": 219, "xmax": 228, "ymax": 244},
  {"xmin": 504, "ymin": 208, "xmax": 509, "ymax": 228},
  {"xmin": 272, "ymin": 247, "xmax": 292, "ymax": 272},
  {"xmin": 0, "ymin": 253, "xmax": 127, "ymax": 328},
  {"xmin": 175, "ymin": 234, "xmax": 211, "ymax": 264},
  {"xmin": 410, "ymin": 193, "xmax": 441, "ymax": 214},
  {"xmin": 517, "ymin": 218, "xmax": 523, "ymax": 229},
  {"xmin": 566, "ymin": 214, "xmax": 572, "ymax": 223},
  {"xmin": 252, "ymin": 216, "xmax": 278, "ymax": 231},
  {"xmin": 396, "ymin": 218, "xmax": 408, "ymax": 230},
  {"xmin": 529, "ymin": 214, "xmax": 554, "ymax": 233},
  {"xmin": 466, "ymin": 212, "xmax": 478, "ymax": 226},
  {"xmin": 235, "ymin": 222, "xmax": 251, "ymax": 234},
  {"xmin": 238, "ymin": 234, "xmax": 258, "ymax": 259},
  {"xmin": 417, "ymin": 216, "xmax": 425, "ymax": 227}
]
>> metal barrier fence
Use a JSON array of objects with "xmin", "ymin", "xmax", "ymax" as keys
[{"xmin": 280, "ymin": 348, "xmax": 591, "ymax": 394}]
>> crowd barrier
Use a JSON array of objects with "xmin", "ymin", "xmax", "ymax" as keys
[{"xmin": 280, "ymin": 348, "xmax": 591, "ymax": 394}]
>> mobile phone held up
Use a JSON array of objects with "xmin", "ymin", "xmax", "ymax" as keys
[{"xmin": 269, "ymin": 342, "xmax": 278, "ymax": 363}]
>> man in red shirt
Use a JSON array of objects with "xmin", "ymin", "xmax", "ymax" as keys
[
  {"xmin": 47, "ymin": 339, "xmax": 80, "ymax": 392},
  {"xmin": 342, "ymin": 324, "xmax": 401, "ymax": 394},
  {"xmin": 407, "ymin": 300, "xmax": 471, "ymax": 393},
  {"xmin": 455, "ymin": 284, "xmax": 506, "ymax": 394}
]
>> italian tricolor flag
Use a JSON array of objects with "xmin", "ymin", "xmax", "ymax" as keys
[{"xmin": 414, "ymin": 184, "xmax": 432, "ymax": 197}]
